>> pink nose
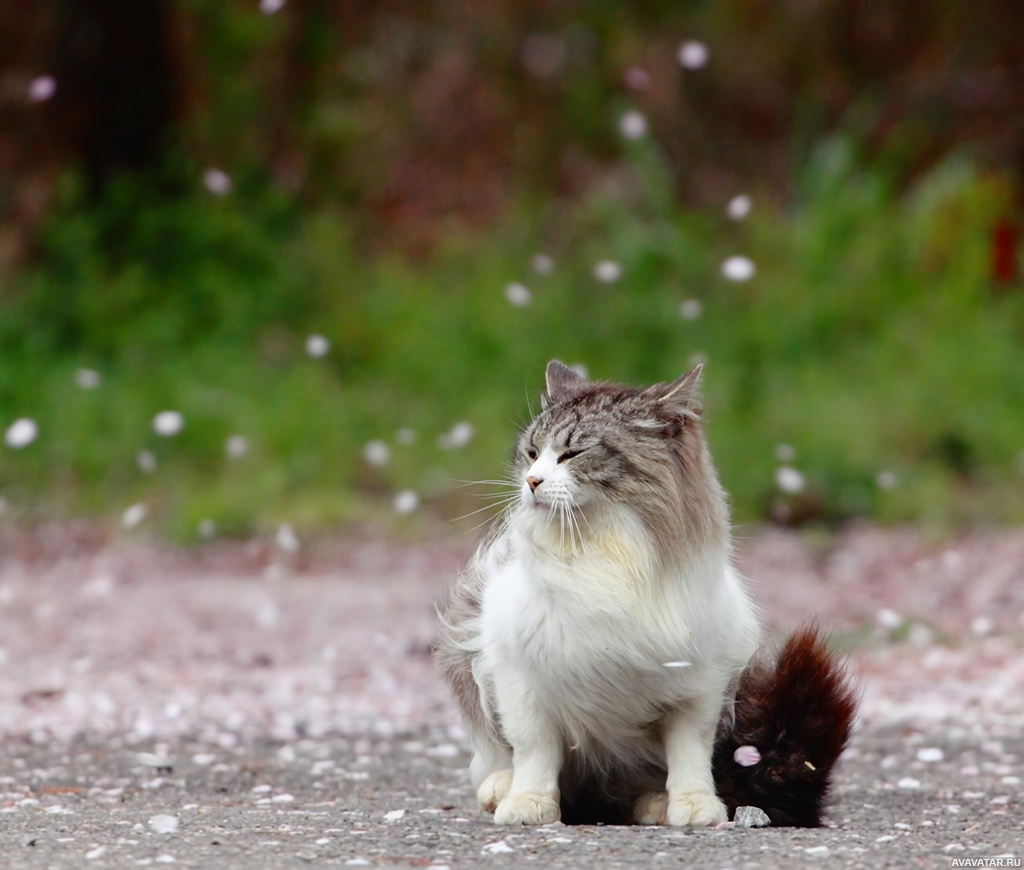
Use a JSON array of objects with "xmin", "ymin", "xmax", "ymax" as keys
[{"xmin": 526, "ymin": 476, "xmax": 543, "ymax": 493}]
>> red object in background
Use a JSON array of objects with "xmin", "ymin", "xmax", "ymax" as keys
[{"xmin": 991, "ymin": 218, "xmax": 1019, "ymax": 284}]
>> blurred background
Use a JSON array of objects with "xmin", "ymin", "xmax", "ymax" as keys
[{"xmin": 1, "ymin": 0, "xmax": 1023, "ymax": 543}]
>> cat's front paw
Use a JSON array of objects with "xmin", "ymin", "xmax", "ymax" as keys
[
  {"xmin": 476, "ymin": 769, "xmax": 513, "ymax": 813},
  {"xmin": 493, "ymin": 792, "xmax": 560, "ymax": 826},
  {"xmin": 666, "ymin": 791, "xmax": 728, "ymax": 827},
  {"xmin": 633, "ymin": 791, "xmax": 668, "ymax": 825}
]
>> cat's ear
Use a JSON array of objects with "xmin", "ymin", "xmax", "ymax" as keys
[
  {"xmin": 543, "ymin": 360, "xmax": 585, "ymax": 408},
  {"xmin": 648, "ymin": 364, "xmax": 703, "ymax": 416}
]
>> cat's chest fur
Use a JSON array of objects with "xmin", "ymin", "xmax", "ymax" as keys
[{"xmin": 476, "ymin": 522, "xmax": 757, "ymax": 743}]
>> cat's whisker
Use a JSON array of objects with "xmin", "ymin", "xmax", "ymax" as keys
[
  {"xmin": 568, "ymin": 506, "xmax": 587, "ymax": 557},
  {"xmin": 459, "ymin": 499, "xmax": 522, "ymax": 534},
  {"xmin": 566, "ymin": 505, "xmax": 576, "ymax": 558},
  {"xmin": 451, "ymin": 494, "xmax": 522, "ymax": 526},
  {"xmin": 451, "ymin": 478, "xmax": 520, "ymax": 490}
]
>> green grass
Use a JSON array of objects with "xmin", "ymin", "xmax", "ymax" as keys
[{"xmin": 1, "ymin": 143, "xmax": 1022, "ymax": 541}]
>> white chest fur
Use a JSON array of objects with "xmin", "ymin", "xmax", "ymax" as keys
[{"xmin": 476, "ymin": 518, "xmax": 759, "ymax": 751}]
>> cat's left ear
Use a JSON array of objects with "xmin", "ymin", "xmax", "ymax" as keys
[
  {"xmin": 647, "ymin": 364, "xmax": 703, "ymax": 417},
  {"xmin": 543, "ymin": 360, "xmax": 586, "ymax": 409}
]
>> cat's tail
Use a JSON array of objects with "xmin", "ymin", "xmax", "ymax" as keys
[{"xmin": 712, "ymin": 625, "xmax": 860, "ymax": 827}]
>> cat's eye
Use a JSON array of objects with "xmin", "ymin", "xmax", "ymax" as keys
[
  {"xmin": 526, "ymin": 447, "xmax": 538, "ymax": 460},
  {"xmin": 558, "ymin": 449, "xmax": 583, "ymax": 463}
]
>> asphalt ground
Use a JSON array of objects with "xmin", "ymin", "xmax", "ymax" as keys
[
  {"xmin": 2, "ymin": 726, "xmax": 1022, "ymax": 869},
  {"xmin": 1, "ymin": 528, "xmax": 1022, "ymax": 868}
]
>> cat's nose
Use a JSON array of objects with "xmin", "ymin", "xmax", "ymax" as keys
[{"xmin": 526, "ymin": 476, "xmax": 543, "ymax": 493}]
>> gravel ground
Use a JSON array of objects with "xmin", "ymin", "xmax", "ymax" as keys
[{"xmin": 1, "ymin": 523, "xmax": 1022, "ymax": 868}]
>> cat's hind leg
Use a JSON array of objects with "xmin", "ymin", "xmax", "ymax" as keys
[
  {"xmin": 633, "ymin": 790, "xmax": 668, "ymax": 825},
  {"xmin": 470, "ymin": 740, "xmax": 513, "ymax": 812},
  {"xmin": 476, "ymin": 769, "xmax": 512, "ymax": 812}
]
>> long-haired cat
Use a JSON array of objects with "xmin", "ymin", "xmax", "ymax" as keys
[{"xmin": 436, "ymin": 361, "xmax": 857, "ymax": 827}]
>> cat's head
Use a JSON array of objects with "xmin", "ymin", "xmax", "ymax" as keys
[{"xmin": 510, "ymin": 360, "xmax": 729, "ymax": 561}]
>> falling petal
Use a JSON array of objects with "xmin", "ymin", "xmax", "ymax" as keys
[
  {"xmin": 593, "ymin": 260, "xmax": 622, "ymax": 283},
  {"xmin": 521, "ymin": 34, "xmax": 565, "ymax": 78},
  {"xmin": 876, "ymin": 608, "xmax": 903, "ymax": 630},
  {"xmin": 28, "ymin": 75, "xmax": 57, "ymax": 102},
  {"xmin": 721, "ymin": 256, "xmax": 756, "ymax": 282},
  {"xmin": 532, "ymin": 253, "xmax": 554, "ymax": 274},
  {"xmin": 678, "ymin": 40, "xmax": 709, "ymax": 70},
  {"xmin": 624, "ymin": 67, "xmax": 650, "ymax": 91},
  {"xmin": 393, "ymin": 490, "xmax": 420, "ymax": 515},
  {"xmin": 4, "ymin": 418, "xmax": 38, "ymax": 448},
  {"xmin": 726, "ymin": 194, "xmax": 752, "ymax": 220},
  {"xmin": 306, "ymin": 334, "xmax": 330, "ymax": 358},
  {"xmin": 202, "ymin": 168, "xmax": 232, "ymax": 195},
  {"xmin": 137, "ymin": 450, "xmax": 157, "ymax": 474},
  {"xmin": 226, "ymin": 435, "xmax": 249, "ymax": 458},
  {"xmin": 775, "ymin": 444, "xmax": 796, "ymax": 462},
  {"xmin": 876, "ymin": 470, "xmax": 897, "ymax": 490},
  {"xmin": 153, "ymin": 411, "xmax": 184, "ymax": 437},
  {"xmin": 970, "ymin": 615, "xmax": 993, "ymax": 636},
  {"xmin": 122, "ymin": 503, "xmax": 147, "ymax": 529},
  {"xmin": 75, "ymin": 368, "xmax": 102, "ymax": 389},
  {"xmin": 733, "ymin": 745, "xmax": 761, "ymax": 767},
  {"xmin": 438, "ymin": 422, "xmax": 474, "ymax": 450},
  {"xmin": 619, "ymin": 110, "xmax": 648, "ymax": 140},
  {"xmin": 504, "ymin": 283, "xmax": 532, "ymax": 307},
  {"xmin": 364, "ymin": 440, "xmax": 391, "ymax": 467},
  {"xmin": 260, "ymin": 0, "xmax": 286, "ymax": 13},
  {"xmin": 679, "ymin": 299, "xmax": 702, "ymax": 321},
  {"xmin": 275, "ymin": 523, "xmax": 299, "ymax": 553},
  {"xmin": 775, "ymin": 466, "xmax": 806, "ymax": 494}
]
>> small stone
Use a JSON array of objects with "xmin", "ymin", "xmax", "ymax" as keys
[
  {"xmin": 734, "ymin": 805, "xmax": 771, "ymax": 827},
  {"xmin": 148, "ymin": 814, "xmax": 179, "ymax": 834}
]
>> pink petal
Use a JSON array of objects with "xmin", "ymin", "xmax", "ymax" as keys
[{"xmin": 733, "ymin": 744, "xmax": 761, "ymax": 767}]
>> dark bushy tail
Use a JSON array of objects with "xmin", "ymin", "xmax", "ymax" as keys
[{"xmin": 712, "ymin": 626, "xmax": 859, "ymax": 827}]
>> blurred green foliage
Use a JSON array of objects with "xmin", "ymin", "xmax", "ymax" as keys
[{"xmin": 1, "ymin": 134, "xmax": 1022, "ymax": 541}]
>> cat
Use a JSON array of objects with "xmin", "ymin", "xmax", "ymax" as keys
[{"xmin": 436, "ymin": 360, "xmax": 858, "ymax": 827}]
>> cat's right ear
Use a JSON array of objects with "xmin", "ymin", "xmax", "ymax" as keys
[
  {"xmin": 543, "ymin": 360, "xmax": 585, "ymax": 409},
  {"xmin": 653, "ymin": 364, "xmax": 704, "ymax": 417}
]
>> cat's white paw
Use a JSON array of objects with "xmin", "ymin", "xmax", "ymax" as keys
[
  {"xmin": 493, "ymin": 792, "xmax": 560, "ymax": 826},
  {"xmin": 666, "ymin": 792, "xmax": 728, "ymax": 827},
  {"xmin": 476, "ymin": 769, "xmax": 513, "ymax": 813},
  {"xmin": 633, "ymin": 791, "xmax": 668, "ymax": 825}
]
